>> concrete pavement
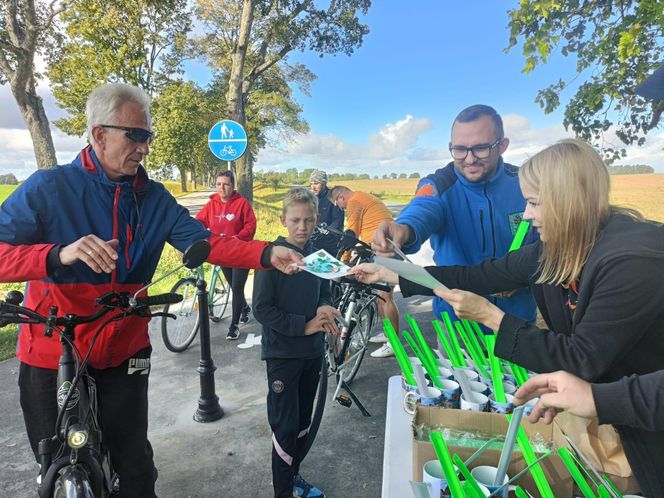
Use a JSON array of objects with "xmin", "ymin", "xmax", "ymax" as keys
[{"xmin": 0, "ymin": 190, "xmax": 439, "ymax": 497}]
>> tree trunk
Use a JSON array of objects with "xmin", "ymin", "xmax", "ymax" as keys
[
  {"xmin": 226, "ymin": 0, "xmax": 255, "ymax": 200},
  {"xmin": 179, "ymin": 166, "xmax": 187, "ymax": 192},
  {"xmin": 12, "ymin": 84, "xmax": 57, "ymax": 169}
]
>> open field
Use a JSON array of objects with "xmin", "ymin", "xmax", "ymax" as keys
[{"xmin": 610, "ymin": 174, "xmax": 664, "ymax": 222}]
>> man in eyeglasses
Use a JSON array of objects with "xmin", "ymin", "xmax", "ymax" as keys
[
  {"xmin": 373, "ymin": 104, "xmax": 537, "ymax": 333},
  {"xmin": 0, "ymin": 83, "xmax": 301, "ymax": 497}
]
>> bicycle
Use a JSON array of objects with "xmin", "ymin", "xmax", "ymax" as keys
[
  {"xmin": 0, "ymin": 241, "xmax": 208, "ymax": 498},
  {"xmin": 302, "ymin": 225, "xmax": 391, "ymax": 457},
  {"xmin": 160, "ymin": 263, "xmax": 231, "ymax": 353}
]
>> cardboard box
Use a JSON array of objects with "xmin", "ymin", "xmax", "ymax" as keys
[{"xmin": 412, "ymin": 406, "xmax": 574, "ymax": 497}]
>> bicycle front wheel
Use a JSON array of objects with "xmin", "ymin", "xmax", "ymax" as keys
[
  {"xmin": 161, "ymin": 277, "xmax": 199, "ymax": 352},
  {"xmin": 340, "ymin": 302, "xmax": 376, "ymax": 386},
  {"xmin": 208, "ymin": 266, "xmax": 231, "ymax": 322}
]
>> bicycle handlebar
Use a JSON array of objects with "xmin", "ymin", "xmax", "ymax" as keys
[
  {"xmin": 337, "ymin": 276, "xmax": 392, "ymax": 294},
  {"xmin": 0, "ymin": 290, "xmax": 183, "ymax": 329},
  {"xmin": 315, "ymin": 223, "xmax": 373, "ymax": 253}
]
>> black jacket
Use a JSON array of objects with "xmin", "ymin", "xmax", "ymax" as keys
[
  {"xmin": 314, "ymin": 185, "xmax": 344, "ymax": 255},
  {"xmin": 400, "ymin": 213, "xmax": 664, "ymax": 496},
  {"xmin": 253, "ymin": 237, "xmax": 332, "ymax": 360}
]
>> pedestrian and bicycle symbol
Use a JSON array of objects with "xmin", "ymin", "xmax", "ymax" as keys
[{"xmin": 208, "ymin": 120, "xmax": 248, "ymax": 161}]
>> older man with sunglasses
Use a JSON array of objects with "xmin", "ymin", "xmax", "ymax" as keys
[
  {"xmin": 0, "ymin": 83, "xmax": 301, "ymax": 497},
  {"xmin": 373, "ymin": 104, "xmax": 538, "ymax": 333}
]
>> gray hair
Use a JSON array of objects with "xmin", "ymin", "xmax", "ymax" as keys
[{"xmin": 86, "ymin": 83, "xmax": 151, "ymax": 141}]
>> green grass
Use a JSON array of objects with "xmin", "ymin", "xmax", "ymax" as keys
[
  {"xmin": 0, "ymin": 324, "xmax": 18, "ymax": 361},
  {"xmin": 0, "ymin": 184, "xmax": 18, "ymax": 204}
]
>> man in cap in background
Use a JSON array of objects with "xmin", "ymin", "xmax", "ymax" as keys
[{"xmin": 310, "ymin": 170, "xmax": 344, "ymax": 256}]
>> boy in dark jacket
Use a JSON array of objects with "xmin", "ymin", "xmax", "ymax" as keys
[{"xmin": 253, "ymin": 188, "xmax": 341, "ymax": 498}]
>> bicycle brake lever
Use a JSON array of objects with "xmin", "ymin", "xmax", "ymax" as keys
[{"xmin": 149, "ymin": 312, "xmax": 177, "ymax": 320}]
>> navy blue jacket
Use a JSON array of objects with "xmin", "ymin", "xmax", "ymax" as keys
[{"xmin": 253, "ymin": 237, "xmax": 332, "ymax": 360}]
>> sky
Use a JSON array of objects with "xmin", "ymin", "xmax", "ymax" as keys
[{"xmin": 2, "ymin": 0, "xmax": 664, "ymax": 181}]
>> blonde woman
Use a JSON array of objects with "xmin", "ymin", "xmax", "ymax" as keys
[{"xmin": 351, "ymin": 138, "xmax": 664, "ymax": 496}]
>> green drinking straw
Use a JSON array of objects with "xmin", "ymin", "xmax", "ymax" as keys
[
  {"xmin": 462, "ymin": 319, "xmax": 489, "ymax": 366},
  {"xmin": 382, "ymin": 318, "xmax": 416, "ymax": 386},
  {"xmin": 598, "ymin": 486, "xmax": 613, "ymax": 498},
  {"xmin": 406, "ymin": 315, "xmax": 439, "ymax": 370},
  {"xmin": 430, "ymin": 432, "xmax": 465, "ymax": 498},
  {"xmin": 403, "ymin": 331, "xmax": 443, "ymax": 389},
  {"xmin": 454, "ymin": 321, "xmax": 491, "ymax": 380},
  {"xmin": 602, "ymin": 475, "xmax": 624, "ymax": 498},
  {"xmin": 514, "ymin": 486, "xmax": 531, "ymax": 498},
  {"xmin": 558, "ymin": 447, "xmax": 597, "ymax": 498},
  {"xmin": 452, "ymin": 454, "xmax": 488, "ymax": 498},
  {"xmin": 514, "ymin": 425, "xmax": 555, "ymax": 498},
  {"xmin": 470, "ymin": 320, "xmax": 488, "ymax": 348},
  {"xmin": 441, "ymin": 311, "xmax": 467, "ymax": 367},
  {"xmin": 432, "ymin": 319, "xmax": 460, "ymax": 366},
  {"xmin": 509, "ymin": 220, "xmax": 531, "ymax": 252},
  {"xmin": 485, "ymin": 335, "xmax": 506, "ymax": 402}
]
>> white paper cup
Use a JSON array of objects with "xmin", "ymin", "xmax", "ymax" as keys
[
  {"xmin": 523, "ymin": 397, "xmax": 539, "ymax": 416},
  {"xmin": 439, "ymin": 379, "xmax": 461, "ymax": 409},
  {"xmin": 456, "ymin": 368, "xmax": 479, "ymax": 383},
  {"xmin": 488, "ymin": 393, "xmax": 515, "ymax": 414},
  {"xmin": 438, "ymin": 366, "xmax": 454, "ymax": 380},
  {"xmin": 471, "ymin": 465, "xmax": 509, "ymax": 498},
  {"xmin": 502, "ymin": 381, "xmax": 517, "ymax": 395},
  {"xmin": 460, "ymin": 392, "xmax": 488, "ymax": 412},
  {"xmin": 423, "ymin": 459, "xmax": 445, "ymax": 498},
  {"xmin": 469, "ymin": 380, "xmax": 491, "ymax": 396},
  {"xmin": 403, "ymin": 388, "xmax": 443, "ymax": 415},
  {"xmin": 459, "ymin": 480, "xmax": 491, "ymax": 497}
]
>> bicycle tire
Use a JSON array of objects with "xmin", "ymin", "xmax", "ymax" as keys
[
  {"xmin": 208, "ymin": 267, "xmax": 230, "ymax": 322},
  {"xmin": 161, "ymin": 277, "xmax": 199, "ymax": 352},
  {"xmin": 301, "ymin": 354, "xmax": 328, "ymax": 459},
  {"xmin": 340, "ymin": 301, "xmax": 376, "ymax": 386}
]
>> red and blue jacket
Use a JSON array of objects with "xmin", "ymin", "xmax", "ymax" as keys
[{"xmin": 0, "ymin": 146, "xmax": 268, "ymax": 369}]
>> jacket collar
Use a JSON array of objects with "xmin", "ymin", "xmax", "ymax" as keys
[
  {"xmin": 274, "ymin": 235, "xmax": 313, "ymax": 255},
  {"xmin": 78, "ymin": 145, "xmax": 149, "ymax": 191}
]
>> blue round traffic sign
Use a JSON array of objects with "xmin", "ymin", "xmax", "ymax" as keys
[{"xmin": 208, "ymin": 120, "xmax": 248, "ymax": 161}]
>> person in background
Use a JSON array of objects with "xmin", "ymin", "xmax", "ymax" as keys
[
  {"xmin": 253, "ymin": 188, "xmax": 341, "ymax": 498},
  {"xmin": 0, "ymin": 83, "xmax": 300, "ymax": 498},
  {"xmin": 329, "ymin": 185, "xmax": 400, "ymax": 358},
  {"xmin": 372, "ymin": 104, "xmax": 537, "ymax": 333},
  {"xmin": 351, "ymin": 138, "xmax": 664, "ymax": 497},
  {"xmin": 196, "ymin": 170, "xmax": 256, "ymax": 340},
  {"xmin": 309, "ymin": 170, "xmax": 344, "ymax": 256}
]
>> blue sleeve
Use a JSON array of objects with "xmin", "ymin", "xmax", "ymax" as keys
[
  {"xmin": 0, "ymin": 170, "xmax": 49, "ymax": 244},
  {"xmin": 396, "ymin": 178, "xmax": 446, "ymax": 254}
]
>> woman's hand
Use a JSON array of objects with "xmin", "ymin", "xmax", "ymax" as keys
[
  {"xmin": 434, "ymin": 287, "xmax": 505, "ymax": 331},
  {"xmin": 347, "ymin": 263, "xmax": 398, "ymax": 285}
]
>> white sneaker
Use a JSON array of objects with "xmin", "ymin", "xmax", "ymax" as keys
[
  {"xmin": 369, "ymin": 332, "xmax": 388, "ymax": 344},
  {"xmin": 370, "ymin": 342, "xmax": 394, "ymax": 358}
]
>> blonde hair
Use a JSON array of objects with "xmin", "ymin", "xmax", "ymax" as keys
[
  {"xmin": 520, "ymin": 138, "xmax": 642, "ymax": 286},
  {"xmin": 282, "ymin": 187, "xmax": 318, "ymax": 215}
]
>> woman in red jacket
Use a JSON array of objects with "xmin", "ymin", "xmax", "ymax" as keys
[{"xmin": 197, "ymin": 170, "xmax": 257, "ymax": 339}]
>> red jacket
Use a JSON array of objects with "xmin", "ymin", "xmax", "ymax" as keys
[{"xmin": 196, "ymin": 192, "xmax": 257, "ymax": 241}]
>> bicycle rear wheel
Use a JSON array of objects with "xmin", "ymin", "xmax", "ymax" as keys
[
  {"xmin": 300, "ymin": 354, "xmax": 328, "ymax": 459},
  {"xmin": 161, "ymin": 277, "xmax": 199, "ymax": 352},
  {"xmin": 339, "ymin": 302, "xmax": 376, "ymax": 386},
  {"xmin": 208, "ymin": 266, "xmax": 231, "ymax": 322}
]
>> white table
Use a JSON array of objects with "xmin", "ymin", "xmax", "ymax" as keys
[{"xmin": 381, "ymin": 375, "xmax": 415, "ymax": 498}]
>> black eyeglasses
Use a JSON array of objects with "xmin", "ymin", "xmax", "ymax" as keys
[
  {"xmin": 449, "ymin": 139, "xmax": 502, "ymax": 160},
  {"xmin": 100, "ymin": 125, "xmax": 154, "ymax": 144}
]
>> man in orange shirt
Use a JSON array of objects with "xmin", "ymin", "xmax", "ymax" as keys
[{"xmin": 329, "ymin": 186, "xmax": 399, "ymax": 358}]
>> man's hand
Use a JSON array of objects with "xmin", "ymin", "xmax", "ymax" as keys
[
  {"xmin": 347, "ymin": 263, "xmax": 399, "ymax": 285},
  {"xmin": 58, "ymin": 235, "xmax": 119, "ymax": 274},
  {"xmin": 270, "ymin": 246, "xmax": 303, "ymax": 274},
  {"xmin": 514, "ymin": 371, "xmax": 597, "ymax": 425},
  {"xmin": 433, "ymin": 287, "xmax": 505, "ymax": 331},
  {"xmin": 372, "ymin": 221, "xmax": 413, "ymax": 256}
]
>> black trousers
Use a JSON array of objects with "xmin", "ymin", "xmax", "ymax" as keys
[
  {"xmin": 19, "ymin": 347, "xmax": 157, "ymax": 498},
  {"xmin": 220, "ymin": 266, "xmax": 249, "ymax": 326},
  {"xmin": 266, "ymin": 356, "xmax": 321, "ymax": 498}
]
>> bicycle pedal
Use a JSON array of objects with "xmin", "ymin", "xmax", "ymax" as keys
[{"xmin": 336, "ymin": 394, "xmax": 352, "ymax": 407}]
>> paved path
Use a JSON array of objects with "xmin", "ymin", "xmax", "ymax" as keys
[{"xmin": 0, "ymin": 190, "xmax": 439, "ymax": 497}]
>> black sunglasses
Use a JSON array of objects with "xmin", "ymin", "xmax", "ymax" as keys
[{"xmin": 100, "ymin": 125, "xmax": 154, "ymax": 144}]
